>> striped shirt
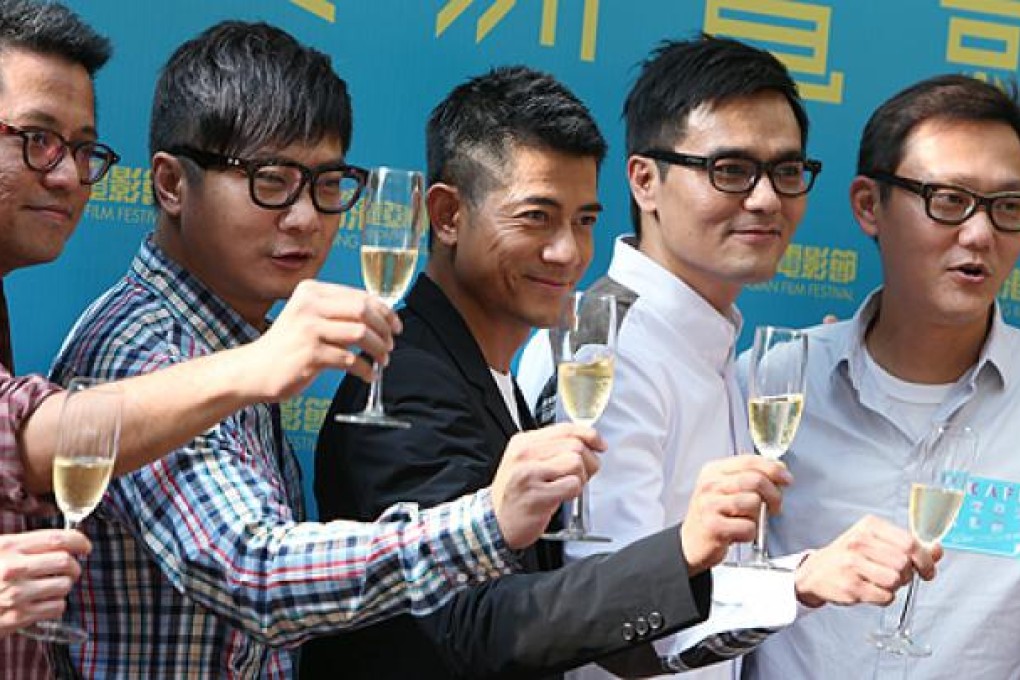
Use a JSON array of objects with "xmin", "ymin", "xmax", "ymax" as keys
[
  {"xmin": 0, "ymin": 367, "xmax": 60, "ymax": 680},
  {"xmin": 48, "ymin": 236, "xmax": 515, "ymax": 678}
]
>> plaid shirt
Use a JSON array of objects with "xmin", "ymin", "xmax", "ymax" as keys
[
  {"xmin": 48, "ymin": 237, "xmax": 515, "ymax": 679},
  {"xmin": 0, "ymin": 367, "xmax": 60, "ymax": 680}
]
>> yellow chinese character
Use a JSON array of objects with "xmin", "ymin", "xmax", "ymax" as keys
[
  {"xmin": 141, "ymin": 169, "xmax": 154, "ymax": 206},
  {"xmin": 1008, "ymin": 268, "xmax": 1020, "ymax": 301},
  {"xmin": 89, "ymin": 175, "xmax": 110, "ymax": 203},
  {"xmin": 280, "ymin": 396, "xmax": 305, "ymax": 432},
  {"xmin": 827, "ymin": 248, "xmax": 857, "ymax": 284},
  {"xmin": 801, "ymin": 245, "xmax": 829, "ymax": 281},
  {"xmin": 776, "ymin": 244, "xmax": 803, "ymax": 278},
  {"xmin": 943, "ymin": 0, "xmax": 1020, "ymax": 72},
  {"xmin": 704, "ymin": 0, "xmax": 844, "ymax": 104},
  {"xmin": 105, "ymin": 166, "xmax": 145, "ymax": 205},
  {"xmin": 303, "ymin": 397, "xmax": 330, "ymax": 433}
]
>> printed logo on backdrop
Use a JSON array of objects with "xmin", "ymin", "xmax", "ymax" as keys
[
  {"xmin": 290, "ymin": 0, "xmax": 336, "ymax": 22},
  {"xmin": 745, "ymin": 242, "xmax": 858, "ymax": 302},
  {"xmin": 85, "ymin": 165, "xmax": 156, "ymax": 227},
  {"xmin": 942, "ymin": 0, "xmax": 1020, "ymax": 85},
  {"xmin": 436, "ymin": 0, "xmax": 601, "ymax": 62},
  {"xmin": 281, "ymin": 395, "xmax": 332, "ymax": 456},
  {"xmin": 997, "ymin": 269, "xmax": 1020, "ymax": 322},
  {"xmin": 704, "ymin": 0, "xmax": 844, "ymax": 104}
]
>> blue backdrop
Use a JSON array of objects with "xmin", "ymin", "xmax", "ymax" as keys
[{"xmin": 11, "ymin": 0, "xmax": 1020, "ymax": 516}]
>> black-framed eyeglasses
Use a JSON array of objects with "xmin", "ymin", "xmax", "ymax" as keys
[
  {"xmin": 868, "ymin": 171, "xmax": 1020, "ymax": 233},
  {"xmin": 0, "ymin": 120, "xmax": 120, "ymax": 185},
  {"xmin": 638, "ymin": 148, "xmax": 822, "ymax": 197},
  {"xmin": 167, "ymin": 145, "xmax": 369, "ymax": 214}
]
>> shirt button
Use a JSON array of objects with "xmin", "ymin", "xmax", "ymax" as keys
[
  {"xmin": 456, "ymin": 573, "xmax": 469, "ymax": 584},
  {"xmin": 648, "ymin": 611, "xmax": 664, "ymax": 630},
  {"xmin": 621, "ymin": 622, "xmax": 636, "ymax": 642},
  {"xmin": 635, "ymin": 616, "xmax": 650, "ymax": 637}
]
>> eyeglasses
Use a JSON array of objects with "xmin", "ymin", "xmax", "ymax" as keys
[
  {"xmin": 638, "ymin": 149, "xmax": 822, "ymax": 197},
  {"xmin": 168, "ymin": 146, "xmax": 368, "ymax": 214},
  {"xmin": 0, "ymin": 120, "xmax": 120, "ymax": 185},
  {"xmin": 868, "ymin": 171, "xmax": 1020, "ymax": 233}
]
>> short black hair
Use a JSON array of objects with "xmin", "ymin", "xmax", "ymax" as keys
[
  {"xmin": 0, "ymin": 0, "xmax": 111, "ymax": 80},
  {"xmin": 426, "ymin": 65, "xmax": 606, "ymax": 207},
  {"xmin": 858, "ymin": 74, "xmax": 1020, "ymax": 198},
  {"xmin": 624, "ymin": 34, "xmax": 808, "ymax": 235},
  {"xmin": 149, "ymin": 20, "xmax": 352, "ymax": 159}
]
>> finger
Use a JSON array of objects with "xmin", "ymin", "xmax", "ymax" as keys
[
  {"xmin": 321, "ymin": 321, "xmax": 392, "ymax": 366},
  {"xmin": 342, "ymin": 353, "xmax": 378, "ymax": 384},
  {"xmin": 3, "ymin": 574, "xmax": 77, "ymax": 606},
  {"xmin": 0, "ymin": 598, "xmax": 68, "ymax": 629},
  {"xmin": 0, "ymin": 530, "xmax": 91, "ymax": 557},
  {"xmin": 703, "ymin": 455, "xmax": 793, "ymax": 486},
  {"xmin": 2, "ymin": 551, "xmax": 82, "ymax": 582}
]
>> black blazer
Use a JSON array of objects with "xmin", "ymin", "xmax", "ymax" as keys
[{"xmin": 300, "ymin": 274, "xmax": 710, "ymax": 679}]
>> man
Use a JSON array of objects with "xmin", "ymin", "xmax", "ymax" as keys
[
  {"xmin": 0, "ymin": 2, "xmax": 404, "ymax": 677},
  {"xmin": 48, "ymin": 22, "xmax": 599, "ymax": 678},
  {"xmin": 306, "ymin": 65, "xmax": 794, "ymax": 679},
  {"xmin": 518, "ymin": 35, "xmax": 937, "ymax": 679},
  {"xmin": 742, "ymin": 74, "xmax": 1020, "ymax": 679}
]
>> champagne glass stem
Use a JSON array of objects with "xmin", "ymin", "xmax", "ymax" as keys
[
  {"xmin": 893, "ymin": 572, "xmax": 921, "ymax": 637},
  {"xmin": 750, "ymin": 501, "xmax": 769, "ymax": 565},
  {"xmin": 564, "ymin": 485, "xmax": 589, "ymax": 535},
  {"xmin": 363, "ymin": 362, "xmax": 385, "ymax": 417}
]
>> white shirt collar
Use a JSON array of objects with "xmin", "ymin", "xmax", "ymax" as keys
[{"xmin": 607, "ymin": 236, "xmax": 742, "ymax": 374}]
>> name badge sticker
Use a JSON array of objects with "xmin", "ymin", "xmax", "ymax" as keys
[{"xmin": 943, "ymin": 475, "xmax": 1020, "ymax": 558}]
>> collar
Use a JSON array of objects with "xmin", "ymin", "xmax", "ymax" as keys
[
  {"xmin": 608, "ymin": 235, "xmax": 742, "ymax": 373},
  {"xmin": 130, "ymin": 234, "xmax": 263, "ymax": 352},
  {"xmin": 837, "ymin": 288, "xmax": 1010, "ymax": 394}
]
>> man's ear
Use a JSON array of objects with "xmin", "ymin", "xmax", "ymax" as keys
[
  {"xmin": 850, "ymin": 175, "xmax": 882, "ymax": 240},
  {"xmin": 151, "ymin": 152, "xmax": 187, "ymax": 218},
  {"xmin": 627, "ymin": 154, "xmax": 660, "ymax": 215},
  {"xmin": 427, "ymin": 182, "xmax": 462, "ymax": 248}
]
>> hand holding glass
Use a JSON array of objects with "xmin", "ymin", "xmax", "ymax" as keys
[
  {"xmin": 869, "ymin": 423, "xmax": 977, "ymax": 657},
  {"xmin": 741, "ymin": 326, "xmax": 806, "ymax": 569},
  {"xmin": 20, "ymin": 377, "xmax": 121, "ymax": 644},
  {"xmin": 335, "ymin": 167, "xmax": 426, "ymax": 429},
  {"xmin": 542, "ymin": 291, "xmax": 616, "ymax": 543}
]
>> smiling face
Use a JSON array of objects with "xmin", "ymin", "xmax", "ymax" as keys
[
  {"xmin": 0, "ymin": 48, "xmax": 96, "ymax": 276},
  {"xmin": 153, "ymin": 138, "xmax": 344, "ymax": 328},
  {"xmin": 428, "ymin": 143, "xmax": 601, "ymax": 357},
  {"xmin": 853, "ymin": 118, "xmax": 1020, "ymax": 331},
  {"xmin": 628, "ymin": 90, "xmax": 808, "ymax": 311}
]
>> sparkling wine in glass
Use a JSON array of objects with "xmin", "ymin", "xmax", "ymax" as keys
[
  {"xmin": 869, "ymin": 423, "xmax": 977, "ymax": 657},
  {"xmin": 335, "ymin": 167, "xmax": 426, "ymax": 429},
  {"xmin": 21, "ymin": 377, "xmax": 121, "ymax": 644},
  {"xmin": 542, "ymin": 291, "xmax": 616, "ymax": 543},
  {"xmin": 741, "ymin": 325, "xmax": 807, "ymax": 569}
]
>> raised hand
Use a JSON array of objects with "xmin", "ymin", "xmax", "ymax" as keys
[
  {"xmin": 795, "ymin": 514, "xmax": 941, "ymax": 608},
  {"xmin": 680, "ymin": 454, "xmax": 793, "ymax": 575},
  {"xmin": 490, "ymin": 423, "xmax": 606, "ymax": 549}
]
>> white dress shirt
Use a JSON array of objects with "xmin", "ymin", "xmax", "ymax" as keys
[
  {"xmin": 519, "ymin": 236, "xmax": 795, "ymax": 680},
  {"xmin": 742, "ymin": 291, "xmax": 1020, "ymax": 680}
]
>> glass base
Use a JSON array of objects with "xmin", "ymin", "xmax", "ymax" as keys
[
  {"xmin": 334, "ymin": 412, "xmax": 411, "ymax": 430},
  {"xmin": 20, "ymin": 620, "xmax": 88, "ymax": 644},
  {"xmin": 727, "ymin": 555, "xmax": 793, "ymax": 572},
  {"xmin": 541, "ymin": 530, "xmax": 612, "ymax": 543},
  {"xmin": 868, "ymin": 630, "xmax": 932, "ymax": 657}
]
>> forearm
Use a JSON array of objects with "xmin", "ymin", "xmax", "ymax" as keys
[
  {"xmin": 163, "ymin": 488, "xmax": 515, "ymax": 646},
  {"xmin": 20, "ymin": 344, "xmax": 262, "ymax": 493}
]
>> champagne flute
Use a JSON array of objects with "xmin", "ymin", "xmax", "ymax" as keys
[
  {"xmin": 335, "ymin": 167, "xmax": 426, "ymax": 430},
  {"xmin": 869, "ymin": 423, "xmax": 977, "ymax": 657},
  {"xmin": 741, "ymin": 325, "xmax": 807, "ymax": 569},
  {"xmin": 542, "ymin": 291, "xmax": 616, "ymax": 543},
  {"xmin": 20, "ymin": 377, "xmax": 121, "ymax": 644}
]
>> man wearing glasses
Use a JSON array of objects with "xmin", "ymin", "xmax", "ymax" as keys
[
  {"xmin": 743, "ymin": 75, "xmax": 1020, "ymax": 679},
  {"xmin": 45, "ymin": 20, "xmax": 603, "ymax": 679},
  {"xmin": 0, "ymin": 3, "xmax": 449, "ymax": 677},
  {"xmin": 519, "ymin": 35, "xmax": 938, "ymax": 678}
]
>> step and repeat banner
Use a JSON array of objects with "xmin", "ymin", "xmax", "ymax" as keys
[{"xmin": 10, "ymin": 0, "xmax": 1020, "ymax": 515}]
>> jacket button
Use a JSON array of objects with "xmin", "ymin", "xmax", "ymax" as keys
[
  {"xmin": 635, "ymin": 616, "xmax": 650, "ymax": 637},
  {"xmin": 648, "ymin": 611, "xmax": 664, "ymax": 630},
  {"xmin": 622, "ymin": 622, "xmax": 636, "ymax": 642}
]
